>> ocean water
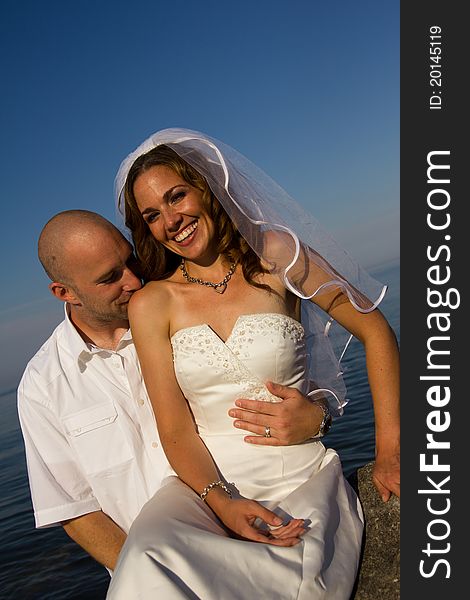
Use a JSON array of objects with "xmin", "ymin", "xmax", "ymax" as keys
[{"xmin": 0, "ymin": 262, "xmax": 399, "ymax": 599}]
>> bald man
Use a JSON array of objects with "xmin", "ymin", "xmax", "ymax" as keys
[{"xmin": 18, "ymin": 210, "xmax": 328, "ymax": 574}]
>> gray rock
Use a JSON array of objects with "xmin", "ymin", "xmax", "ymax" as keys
[{"xmin": 352, "ymin": 462, "xmax": 400, "ymax": 600}]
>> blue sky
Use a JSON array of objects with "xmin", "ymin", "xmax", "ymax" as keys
[{"xmin": 0, "ymin": 0, "xmax": 399, "ymax": 390}]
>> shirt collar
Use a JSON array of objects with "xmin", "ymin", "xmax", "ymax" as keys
[{"xmin": 62, "ymin": 304, "xmax": 133, "ymax": 362}]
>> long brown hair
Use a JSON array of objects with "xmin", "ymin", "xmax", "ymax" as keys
[{"xmin": 123, "ymin": 145, "xmax": 272, "ymax": 291}]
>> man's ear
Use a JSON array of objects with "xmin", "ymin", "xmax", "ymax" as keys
[{"xmin": 48, "ymin": 282, "xmax": 80, "ymax": 305}]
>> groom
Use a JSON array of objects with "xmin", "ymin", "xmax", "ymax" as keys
[{"xmin": 18, "ymin": 210, "xmax": 328, "ymax": 572}]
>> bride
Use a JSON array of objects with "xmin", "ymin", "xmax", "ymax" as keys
[{"xmin": 106, "ymin": 129, "xmax": 400, "ymax": 599}]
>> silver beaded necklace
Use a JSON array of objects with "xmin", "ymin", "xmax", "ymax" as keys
[{"xmin": 180, "ymin": 258, "xmax": 237, "ymax": 294}]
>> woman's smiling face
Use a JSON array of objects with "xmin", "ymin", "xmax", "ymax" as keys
[{"xmin": 133, "ymin": 165, "xmax": 218, "ymax": 264}]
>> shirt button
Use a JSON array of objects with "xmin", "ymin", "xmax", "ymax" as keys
[
  {"xmin": 151, "ymin": 441, "xmax": 158, "ymax": 448},
  {"xmin": 138, "ymin": 398, "xmax": 145, "ymax": 406}
]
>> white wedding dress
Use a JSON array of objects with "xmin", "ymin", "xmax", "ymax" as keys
[{"xmin": 107, "ymin": 314, "xmax": 364, "ymax": 599}]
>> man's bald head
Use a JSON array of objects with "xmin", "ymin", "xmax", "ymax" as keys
[{"xmin": 38, "ymin": 210, "xmax": 125, "ymax": 285}]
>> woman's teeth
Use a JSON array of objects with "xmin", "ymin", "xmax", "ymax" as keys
[{"xmin": 175, "ymin": 221, "xmax": 198, "ymax": 242}]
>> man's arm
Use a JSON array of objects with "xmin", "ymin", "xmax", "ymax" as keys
[
  {"xmin": 228, "ymin": 381, "xmax": 327, "ymax": 445},
  {"xmin": 62, "ymin": 510, "xmax": 127, "ymax": 571}
]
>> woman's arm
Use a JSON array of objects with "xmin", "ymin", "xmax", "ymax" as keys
[
  {"xmin": 128, "ymin": 284, "xmax": 304, "ymax": 544},
  {"xmin": 321, "ymin": 297, "xmax": 400, "ymax": 501},
  {"xmin": 262, "ymin": 231, "xmax": 400, "ymax": 500}
]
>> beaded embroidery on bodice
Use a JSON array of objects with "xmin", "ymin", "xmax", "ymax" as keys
[{"xmin": 171, "ymin": 313, "xmax": 309, "ymax": 436}]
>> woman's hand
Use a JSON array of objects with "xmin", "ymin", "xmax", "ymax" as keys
[
  {"xmin": 228, "ymin": 381, "xmax": 325, "ymax": 445},
  {"xmin": 213, "ymin": 495, "xmax": 306, "ymax": 546},
  {"xmin": 373, "ymin": 446, "xmax": 400, "ymax": 501}
]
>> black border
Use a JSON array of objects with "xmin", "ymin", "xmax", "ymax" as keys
[{"xmin": 401, "ymin": 2, "xmax": 465, "ymax": 596}]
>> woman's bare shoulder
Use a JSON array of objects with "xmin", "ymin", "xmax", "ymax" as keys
[
  {"xmin": 128, "ymin": 280, "xmax": 172, "ymax": 320},
  {"xmin": 261, "ymin": 229, "xmax": 297, "ymax": 256}
]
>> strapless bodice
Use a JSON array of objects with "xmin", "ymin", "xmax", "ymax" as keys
[
  {"xmin": 171, "ymin": 313, "xmax": 309, "ymax": 437},
  {"xmin": 171, "ymin": 313, "xmax": 321, "ymax": 501}
]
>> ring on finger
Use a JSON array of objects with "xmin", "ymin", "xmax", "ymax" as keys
[{"xmin": 264, "ymin": 426, "xmax": 271, "ymax": 438}]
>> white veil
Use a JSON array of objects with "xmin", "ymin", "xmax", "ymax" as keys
[{"xmin": 115, "ymin": 128, "xmax": 387, "ymax": 415}]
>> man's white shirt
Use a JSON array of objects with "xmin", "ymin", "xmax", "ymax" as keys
[{"xmin": 18, "ymin": 305, "xmax": 170, "ymax": 533}]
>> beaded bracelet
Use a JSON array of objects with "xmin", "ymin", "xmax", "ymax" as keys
[{"xmin": 200, "ymin": 480, "xmax": 233, "ymax": 502}]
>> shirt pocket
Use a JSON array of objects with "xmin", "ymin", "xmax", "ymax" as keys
[{"xmin": 63, "ymin": 403, "xmax": 134, "ymax": 476}]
